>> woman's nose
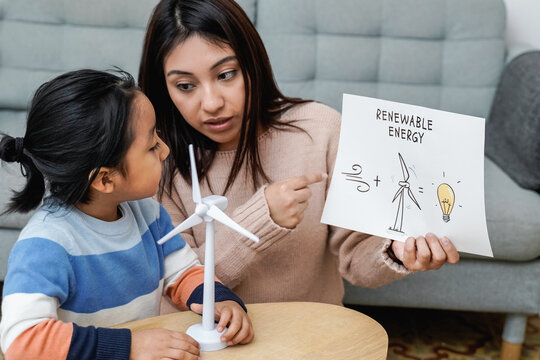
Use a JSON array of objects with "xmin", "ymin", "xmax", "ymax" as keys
[{"xmin": 201, "ymin": 84, "xmax": 225, "ymax": 113}]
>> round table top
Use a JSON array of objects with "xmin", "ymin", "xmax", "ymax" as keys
[{"xmin": 117, "ymin": 301, "xmax": 388, "ymax": 359}]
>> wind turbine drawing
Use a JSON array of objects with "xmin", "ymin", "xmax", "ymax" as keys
[
  {"xmin": 158, "ymin": 144, "xmax": 259, "ymax": 351},
  {"xmin": 389, "ymin": 153, "xmax": 421, "ymax": 233}
]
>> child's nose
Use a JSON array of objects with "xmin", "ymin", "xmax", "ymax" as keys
[{"xmin": 159, "ymin": 138, "xmax": 170, "ymax": 161}]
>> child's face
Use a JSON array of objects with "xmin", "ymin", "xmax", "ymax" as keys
[
  {"xmin": 163, "ymin": 34, "xmax": 246, "ymax": 151},
  {"xmin": 116, "ymin": 93, "xmax": 170, "ymax": 200}
]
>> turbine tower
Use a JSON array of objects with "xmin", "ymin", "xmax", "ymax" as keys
[
  {"xmin": 390, "ymin": 153, "xmax": 421, "ymax": 233},
  {"xmin": 158, "ymin": 144, "xmax": 259, "ymax": 351}
]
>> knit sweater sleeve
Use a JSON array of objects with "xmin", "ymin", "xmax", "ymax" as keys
[
  {"xmin": 328, "ymin": 228, "xmax": 411, "ymax": 287},
  {"xmin": 161, "ymin": 183, "xmax": 292, "ymax": 288}
]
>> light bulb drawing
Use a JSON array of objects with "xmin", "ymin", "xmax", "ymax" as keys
[
  {"xmin": 389, "ymin": 153, "xmax": 421, "ymax": 233},
  {"xmin": 437, "ymin": 183, "xmax": 455, "ymax": 222}
]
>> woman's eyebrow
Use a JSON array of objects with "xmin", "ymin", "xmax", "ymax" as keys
[
  {"xmin": 210, "ymin": 55, "xmax": 237, "ymax": 70},
  {"xmin": 166, "ymin": 69, "xmax": 191, "ymax": 77},
  {"xmin": 166, "ymin": 55, "xmax": 237, "ymax": 77}
]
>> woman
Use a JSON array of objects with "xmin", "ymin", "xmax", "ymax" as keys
[{"xmin": 138, "ymin": 0, "xmax": 459, "ymax": 305}]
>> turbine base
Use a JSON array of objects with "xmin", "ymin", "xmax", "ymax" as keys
[{"xmin": 186, "ymin": 323, "xmax": 227, "ymax": 352}]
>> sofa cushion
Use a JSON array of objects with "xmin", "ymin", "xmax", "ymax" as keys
[
  {"xmin": 481, "ymin": 157, "xmax": 540, "ymax": 261},
  {"xmin": 0, "ymin": 229, "xmax": 19, "ymax": 279},
  {"xmin": 0, "ymin": 0, "xmax": 257, "ymax": 112},
  {"xmin": 485, "ymin": 51, "xmax": 540, "ymax": 191},
  {"xmin": 256, "ymin": 0, "xmax": 505, "ymax": 118},
  {"xmin": 0, "ymin": 23, "xmax": 148, "ymax": 111}
]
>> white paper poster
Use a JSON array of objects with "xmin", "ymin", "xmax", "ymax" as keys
[{"xmin": 321, "ymin": 94, "xmax": 492, "ymax": 257}]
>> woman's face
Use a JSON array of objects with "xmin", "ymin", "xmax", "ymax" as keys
[{"xmin": 163, "ymin": 34, "xmax": 246, "ymax": 151}]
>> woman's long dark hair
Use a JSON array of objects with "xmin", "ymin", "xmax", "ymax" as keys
[
  {"xmin": 0, "ymin": 69, "xmax": 137, "ymax": 213},
  {"xmin": 139, "ymin": 0, "xmax": 308, "ymax": 197}
]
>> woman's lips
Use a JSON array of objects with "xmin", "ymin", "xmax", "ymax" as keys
[{"xmin": 204, "ymin": 117, "xmax": 233, "ymax": 131}]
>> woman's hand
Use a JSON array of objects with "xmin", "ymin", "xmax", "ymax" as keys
[
  {"xmin": 130, "ymin": 328, "xmax": 200, "ymax": 360},
  {"xmin": 190, "ymin": 300, "xmax": 254, "ymax": 346},
  {"xmin": 264, "ymin": 173, "xmax": 327, "ymax": 228},
  {"xmin": 391, "ymin": 233, "xmax": 460, "ymax": 271}
]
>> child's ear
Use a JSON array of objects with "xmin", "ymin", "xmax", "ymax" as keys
[{"xmin": 89, "ymin": 167, "xmax": 119, "ymax": 194}]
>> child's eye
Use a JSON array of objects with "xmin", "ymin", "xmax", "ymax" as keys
[
  {"xmin": 150, "ymin": 142, "xmax": 160, "ymax": 151},
  {"xmin": 176, "ymin": 83, "xmax": 194, "ymax": 92},
  {"xmin": 218, "ymin": 70, "xmax": 237, "ymax": 81}
]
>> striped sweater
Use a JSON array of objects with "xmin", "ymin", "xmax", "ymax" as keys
[{"xmin": 0, "ymin": 198, "xmax": 244, "ymax": 360}]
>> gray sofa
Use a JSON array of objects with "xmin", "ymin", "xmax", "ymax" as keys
[{"xmin": 1, "ymin": 1, "xmax": 539, "ymax": 358}]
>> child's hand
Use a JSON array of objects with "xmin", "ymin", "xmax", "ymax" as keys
[
  {"xmin": 215, "ymin": 300, "xmax": 254, "ymax": 346},
  {"xmin": 130, "ymin": 328, "xmax": 200, "ymax": 360},
  {"xmin": 190, "ymin": 300, "xmax": 254, "ymax": 346}
]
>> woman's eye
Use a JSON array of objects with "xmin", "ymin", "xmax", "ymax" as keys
[
  {"xmin": 176, "ymin": 83, "xmax": 194, "ymax": 91},
  {"xmin": 219, "ymin": 70, "xmax": 236, "ymax": 81}
]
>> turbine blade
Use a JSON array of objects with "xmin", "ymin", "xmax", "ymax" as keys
[
  {"xmin": 407, "ymin": 188, "xmax": 421, "ymax": 210},
  {"xmin": 158, "ymin": 213, "xmax": 203, "ymax": 245},
  {"xmin": 189, "ymin": 144, "xmax": 202, "ymax": 204},
  {"xmin": 398, "ymin": 153, "xmax": 409, "ymax": 181},
  {"xmin": 392, "ymin": 187, "xmax": 404, "ymax": 202},
  {"xmin": 207, "ymin": 205, "xmax": 259, "ymax": 243}
]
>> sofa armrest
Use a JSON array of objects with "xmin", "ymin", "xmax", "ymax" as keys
[
  {"xmin": 506, "ymin": 43, "xmax": 538, "ymax": 64},
  {"xmin": 485, "ymin": 50, "xmax": 540, "ymax": 192}
]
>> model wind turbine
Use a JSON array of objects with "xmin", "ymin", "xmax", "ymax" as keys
[
  {"xmin": 158, "ymin": 144, "xmax": 259, "ymax": 351},
  {"xmin": 390, "ymin": 153, "xmax": 421, "ymax": 233}
]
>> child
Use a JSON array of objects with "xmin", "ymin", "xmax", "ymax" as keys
[{"xmin": 0, "ymin": 69, "xmax": 254, "ymax": 360}]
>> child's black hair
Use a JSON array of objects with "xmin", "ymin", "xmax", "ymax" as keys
[{"xmin": 0, "ymin": 69, "xmax": 138, "ymax": 213}]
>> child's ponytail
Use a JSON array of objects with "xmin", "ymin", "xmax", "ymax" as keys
[
  {"xmin": 1, "ymin": 69, "xmax": 137, "ymax": 214},
  {"xmin": 0, "ymin": 135, "xmax": 45, "ymax": 213}
]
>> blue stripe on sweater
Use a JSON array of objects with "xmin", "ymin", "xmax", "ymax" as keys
[
  {"xmin": 4, "ymin": 203, "xmax": 189, "ymax": 313},
  {"xmin": 5, "ymin": 232, "xmax": 161, "ymax": 313},
  {"xmin": 62, "ymin": 230, "xmax": 161, "ymax": 313},
  {"xmin": 3, "ymin": 237, "xmax": 72, "ymax": 303},
  {"xmin": 155, "ymin": 204, "xmax": 187, "ymax": 257}
]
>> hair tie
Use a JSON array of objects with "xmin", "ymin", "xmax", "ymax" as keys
[{"xmin": 14, "ymin": 137, "xmax": 25, "ymax": 163}]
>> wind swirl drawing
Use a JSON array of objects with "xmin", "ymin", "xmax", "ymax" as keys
[{"xmin": 341, "ymin": 164, "xmax": 370, "ymax": 193}]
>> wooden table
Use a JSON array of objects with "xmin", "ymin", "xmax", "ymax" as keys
[{"xmin": 117, "ymin": 302, "xmax": 388, "ymax": 359}]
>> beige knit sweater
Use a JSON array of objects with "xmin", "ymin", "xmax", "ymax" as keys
[{"xmin": 160, "ymin": 102, "xmax": 409, "ymax": 305}]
